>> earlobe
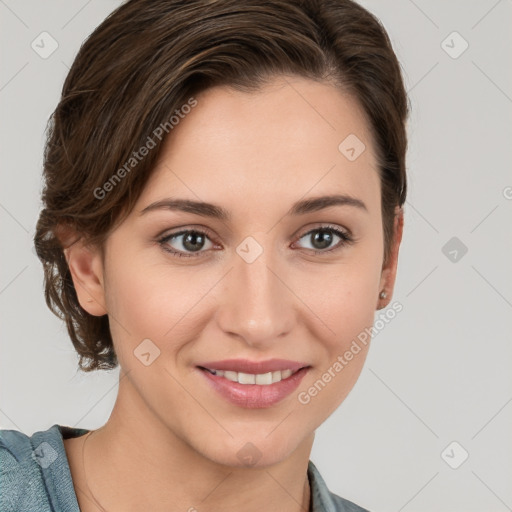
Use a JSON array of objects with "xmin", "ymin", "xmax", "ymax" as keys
[
  {"xmin": 63, "ymin": 238, "xmax": 108, "ymax": 317},
  {"xmin": 377, "ymin": 206, "xmax": 404, "ymax": 310}
]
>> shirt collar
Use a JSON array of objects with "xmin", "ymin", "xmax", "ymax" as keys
[{"xmin": 308, "ymin": 459, "xmax": 340, "ymax": 512}]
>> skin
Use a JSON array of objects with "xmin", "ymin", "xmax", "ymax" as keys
[{"xmin": 61, "ymin": 74, "xmax": 403, "ymax": 512}]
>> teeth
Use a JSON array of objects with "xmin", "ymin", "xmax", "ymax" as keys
[
  {"xmin": 238, "ymin": 372, "xmax": 256, "ymax": 384},
  {"xmin": 224, "ymin": 370, "xmax": 237, "ymax": 381},
  {"xmin": 281, "ymin": 369, "xmax": 293, "ymax": 379},
  {"xmin": 208, "ymin": 368, "xmax": 298, "ymax": 385},
  {"xmin": 255, "ymin": 372, "xmax": 272, "ymax": 385}
]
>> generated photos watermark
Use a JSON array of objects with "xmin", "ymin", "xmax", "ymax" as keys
[
  {"xmin": 298, "ymin": 300, "xmax": 403, "ymax": 405},
  {"xmin": 94, "ymin": 97, "xmax": 198, "ymax": 200}
]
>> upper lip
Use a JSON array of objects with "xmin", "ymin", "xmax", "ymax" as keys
[{"xmin": 197, "ymin": 358, "xmax": 309, "ymax": 374}]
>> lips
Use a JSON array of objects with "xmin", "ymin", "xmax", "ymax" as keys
[{"xmin": 196, "ymin": 358, "xmax": 311, "ymax": 408}]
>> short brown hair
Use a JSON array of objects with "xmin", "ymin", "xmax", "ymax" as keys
[{"xmin": 34, "ymin": 0, "xmax": 409, "ymax": 372}]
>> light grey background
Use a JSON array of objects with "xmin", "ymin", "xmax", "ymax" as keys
[{"xmin": 1, "ymin": 1, "xmax": 511, "ymax": 511}]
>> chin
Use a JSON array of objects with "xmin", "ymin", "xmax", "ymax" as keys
[{"xmin": 201, "ymin": 430, "xmax": 304, "ymax": 469}]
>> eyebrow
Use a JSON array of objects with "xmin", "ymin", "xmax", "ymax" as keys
[{"xmin": 139, "ymin": 194, "xmax": 368, "ymax": 221}]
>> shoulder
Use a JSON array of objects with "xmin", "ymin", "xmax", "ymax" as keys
[
  {"xmin": 308, "ymin": 460, "xmax": 371, "ymax": 512},
  {"xmin": 0, "ymin": 424, "xmax": 64, "ymax": 512}
]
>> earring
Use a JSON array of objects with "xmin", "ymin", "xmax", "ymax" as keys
[{"xmin": 379, "ymin": 290, "xmax": 387, "ymax": 299}]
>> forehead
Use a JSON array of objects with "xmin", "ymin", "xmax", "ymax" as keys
[{"xmin": 135, "ymin": 75, "xmax": 380, "ymax": 219}]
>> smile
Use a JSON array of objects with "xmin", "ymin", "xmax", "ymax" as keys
[
  {"xmin": 200, "ymin": 367, "xmax": 300, "ymax": 385},
  {"xmin": 196, "ymin": 359, "xmax": 311, "ymax": 408}
]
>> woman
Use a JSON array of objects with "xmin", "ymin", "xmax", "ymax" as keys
[{"xmin": 0, "ymin": 0, "xmax": 408, "ymax": 510}]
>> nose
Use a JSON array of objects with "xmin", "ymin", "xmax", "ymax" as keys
[{"xmin": 215, "ymin": 239, "xmax": 295, "ymax": 347}]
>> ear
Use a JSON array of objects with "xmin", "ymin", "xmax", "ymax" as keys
[
  {"xmin": 56, "ymin": 225, "xmax": 108, "ymax": 317},
  {"xmin": 377, "ymin": 206, "xmax": 404, "ymax": 310}
]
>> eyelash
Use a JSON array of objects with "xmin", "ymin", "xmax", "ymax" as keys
[{"xmin": 157, "ymin": 224, "xmax": 354, "ymax": 259}]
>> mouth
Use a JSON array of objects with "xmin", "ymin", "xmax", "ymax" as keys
[
  {"xmin": 195, "ymin": 359, "xmax": 311, "ymax": 408},
  {"xmin": 197, "ymin": 366, "xmax": 304, "ymax": 385}
]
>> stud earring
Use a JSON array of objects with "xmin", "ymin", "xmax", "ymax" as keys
[{"xmin": 379, "ymin": 290, "xmax": 387, "ymax": 299}]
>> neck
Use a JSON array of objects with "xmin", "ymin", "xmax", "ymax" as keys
[{"xmin": 80, "ymin": 376, "xmax": 314, "ymax": 512}]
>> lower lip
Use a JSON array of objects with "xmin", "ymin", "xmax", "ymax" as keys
[{"xmin": 198, "ymin": 367, "xmax": 310, "ymax": 409}]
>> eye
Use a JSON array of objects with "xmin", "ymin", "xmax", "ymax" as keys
[
  {"xmin": 293, "ymin": 225, "xmax": 354, "ymax": 254},
  {"xmin": 158, "ymin": 229, "xmax": 216, "ymax": 258},
  {"xmin": 157, "ymin": 224, "xmax": 354, "ymax": 259}
]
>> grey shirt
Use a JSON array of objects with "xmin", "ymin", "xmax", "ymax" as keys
[{"xmin": 0, "ymin": 424, "xmax": 370, "ymax": 511}]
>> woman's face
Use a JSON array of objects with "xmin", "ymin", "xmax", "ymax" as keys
[{"xmin": 74, "ymin": 75, "xmax": 401, "ymax": 467}]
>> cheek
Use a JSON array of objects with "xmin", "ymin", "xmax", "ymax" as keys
[
  {"xmin": 304, "ymin": 251, "xmax": 382, "ymax": 347},
  {"xmin": 104, "ymin": 259, "xmax": 214, "ymax": 355},
  {"xmin": 294, "ymin": 266, "xmax": 378, "ymax": 420}
]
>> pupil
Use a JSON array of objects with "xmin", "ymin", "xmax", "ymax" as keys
[{"xmin": 312, "ymin": 230, "xmax": 332, "ymax": 250}]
